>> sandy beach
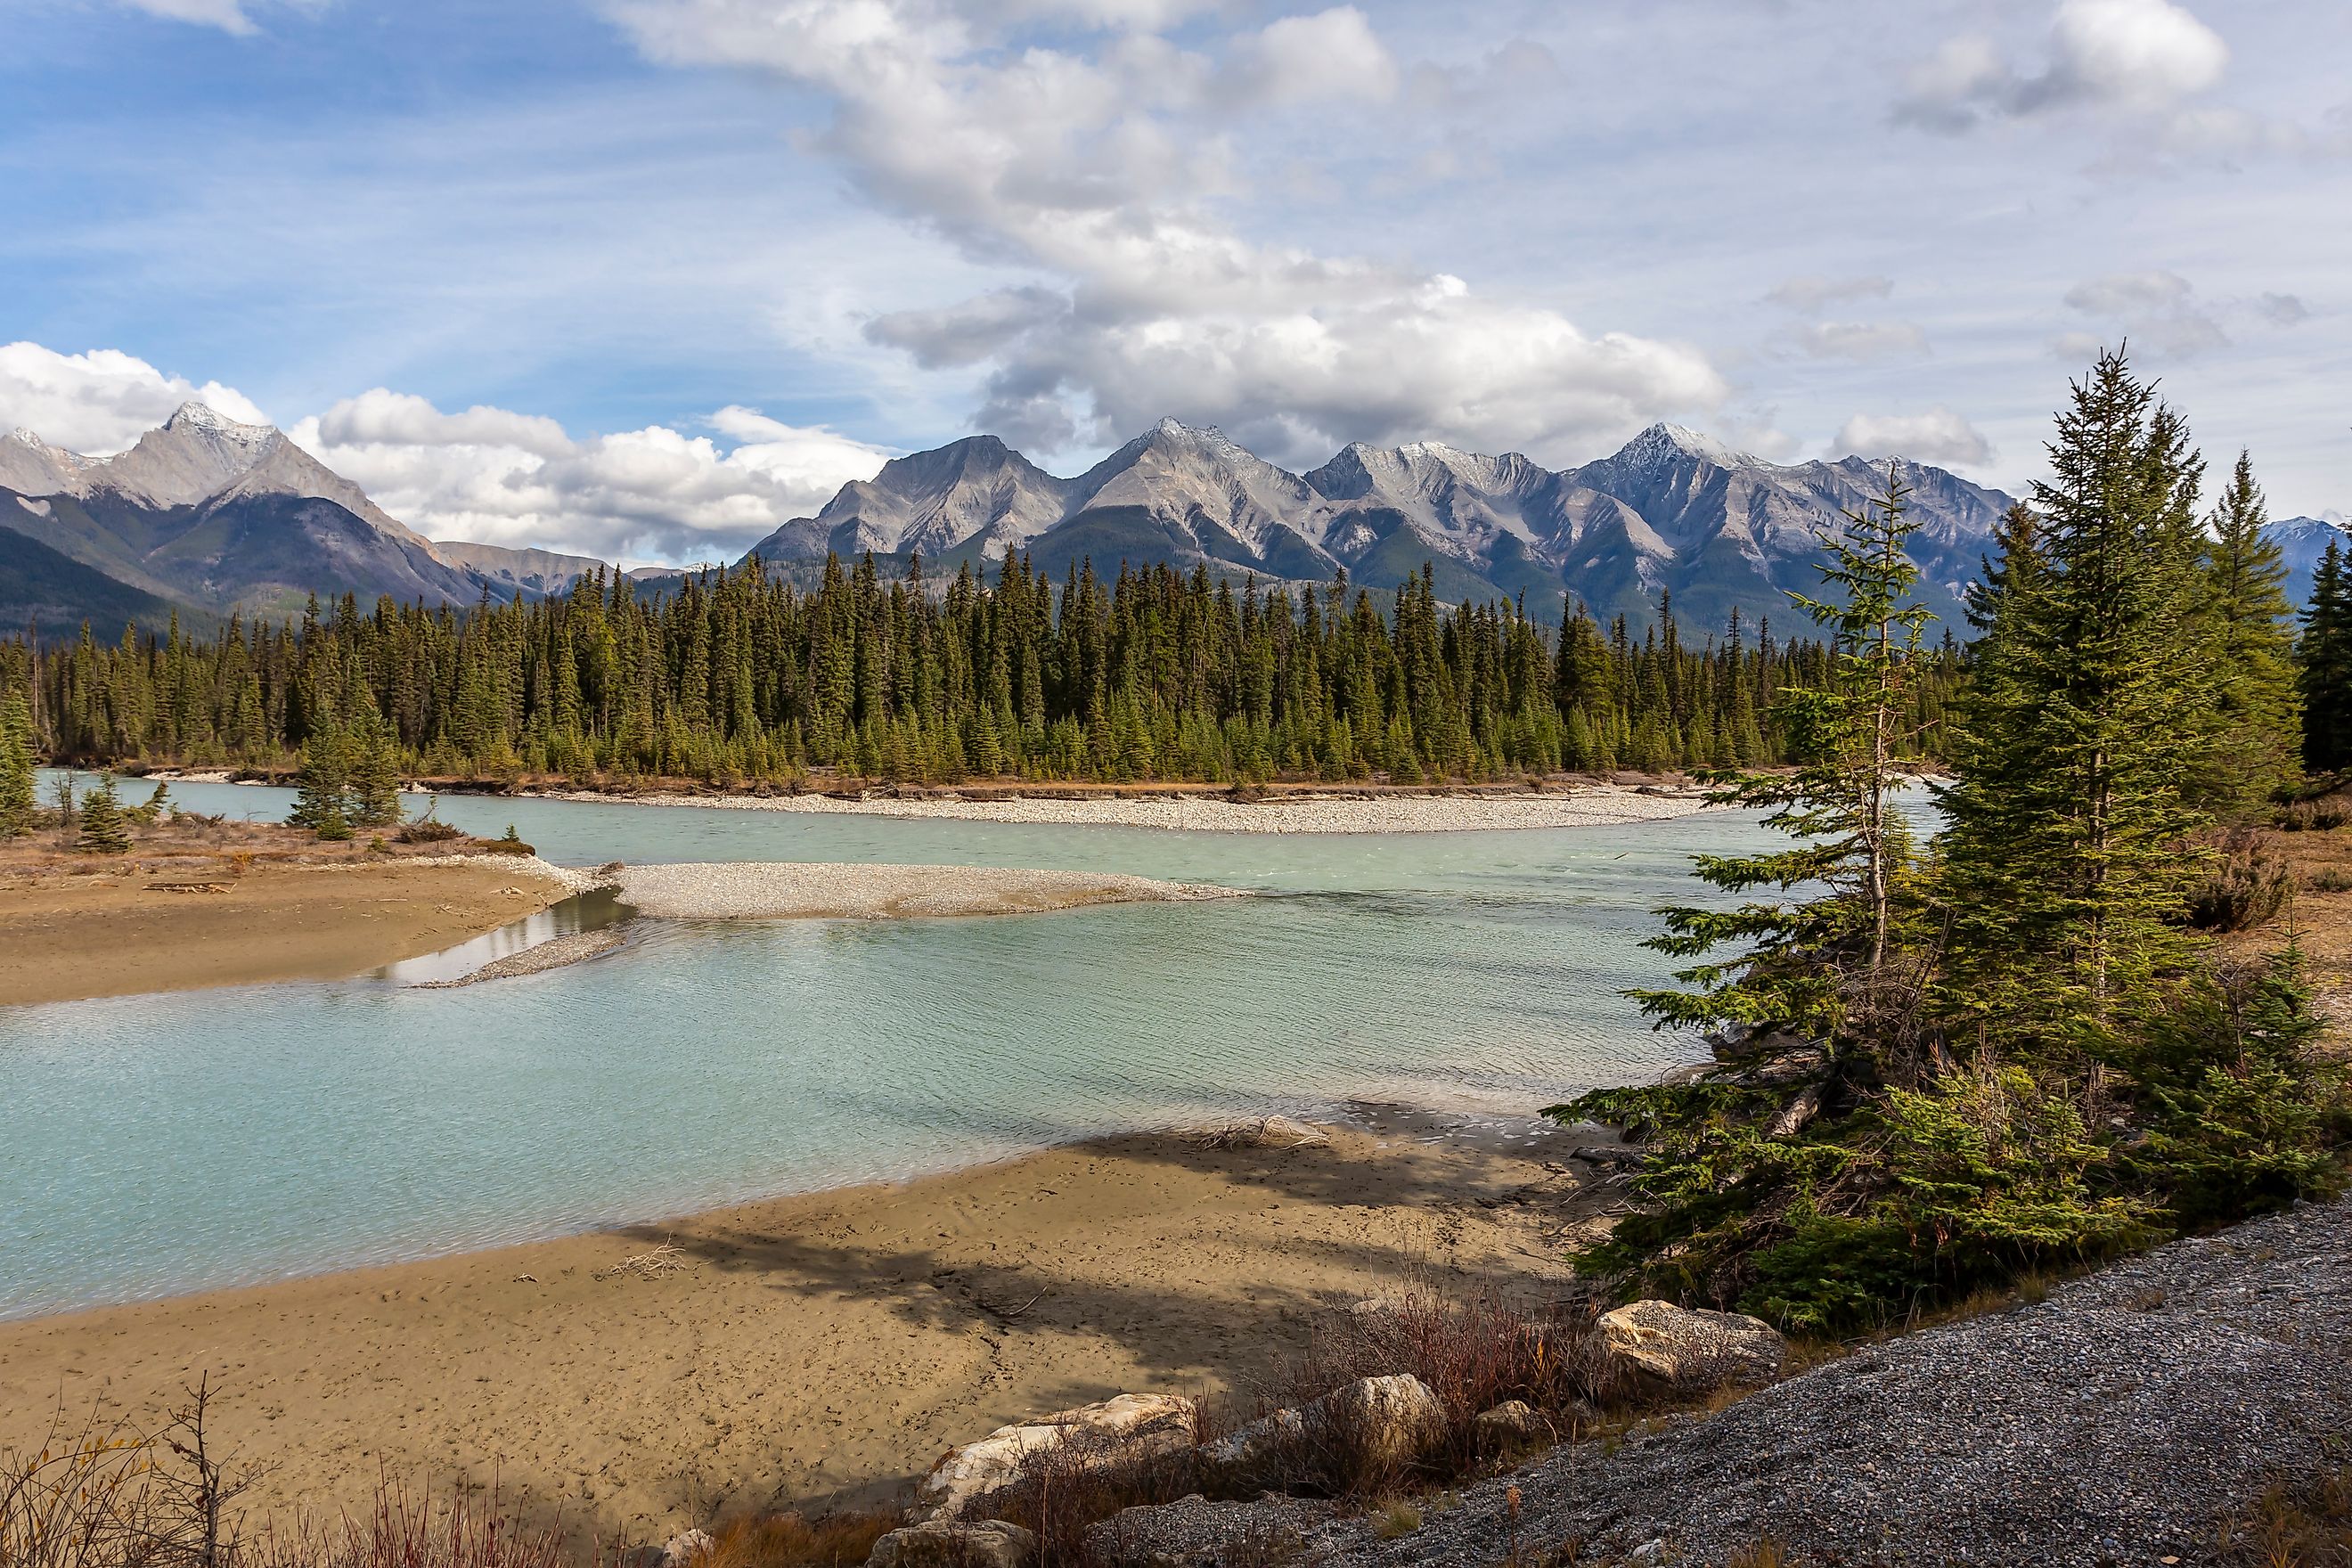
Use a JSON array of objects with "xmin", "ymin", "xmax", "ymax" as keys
[
  {"xmin": 0, "ymin": 1114, "xmax": 1603, "ymax": 1543},
  {"xmin": 528, "ymin": 780, "xmax": 1716, "ymax": 834},
  {"xmin": 0, "ymin": 855, "xmax": 587, "ymax": 1007}
]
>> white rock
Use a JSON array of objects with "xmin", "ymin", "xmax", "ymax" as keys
[
  {"xmin": 1599, "ymin": 1300, "xmax": 1784, "ymax": 1389},
  {"xmin": 917, "ymin": 1392, "xmax": 1197, "ymax": 1521}
]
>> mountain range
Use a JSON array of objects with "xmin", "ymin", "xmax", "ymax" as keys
[
  {"xmin": 3, "ymin": 403, "xmax": 2342, "ymax": 641},
  {"xmin": 741, "ymin": 417, "xmax": 2023, "ymax": 631}
]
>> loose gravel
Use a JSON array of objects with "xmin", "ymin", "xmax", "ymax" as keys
[
  {"xmin": 414, "ymin": 927, "xmax": 628, "ymax": 987},
  {"xmin": 609, "ymin": 861, "xmax": 1241, "ymax": 919},
  {"xmin": 531, "ymin": 785, "xmax": 1713, "ymax": 835},
  {"xmin": 1311, "ymin": 1197, "xmax": 2352, "ymax": 1567}
]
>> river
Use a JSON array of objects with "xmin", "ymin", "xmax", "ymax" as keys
[{"xmin": 0, "ymin": 779, "xmax": 1768, "ymax": 1319}]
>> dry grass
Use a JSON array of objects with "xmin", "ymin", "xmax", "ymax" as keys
[
  {"xmin": 694, "ymin": 1510, "xmax": 896, "ymax": 1568},
  {"xmin": 979, "ymin": 1413, "xmax": 1220, "ymax": 1568},
  {"xmin": 2217, "ymin": 1462, "xmax": 2352, "ymax": 1567}
]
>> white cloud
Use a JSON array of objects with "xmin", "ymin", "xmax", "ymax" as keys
[
  {"xmin": 115, "ymin": 0, "xmax": 328, "ymax": 35},
  {"xmin": 1791, "ymin": 320, "xmax": 1931, "ymax": 362},
  {"xmin": 607, "ymin": 0, "xmax": 1725, "ymax": 466},
  {"xmin": 290, "ymin": 389, "xmax": 891, "ymax": 561},
  {"xmin": 1833, "ymin": 407, "xmax": 1995, "ymax": 468},
  {"xmin": 2062, "ymin": 268, "xmax": 2229, "ymax": 355},
  {"xmin": 0, "ymin": 341, "xmax": 271, "ymax": 454},
  {"xmin": 1766, "ymin": 274, "xmax": 1894, "ymax": 314},
  {"xmin": 1897, "ymin": 0, "xmax": 2229, "ymax": 132}
]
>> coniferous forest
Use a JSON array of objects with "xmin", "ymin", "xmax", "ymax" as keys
[
  {"xmin": 0, "ymin": 556, "xmax": 1962, "ymax": 788},
  {"xmin": 1558, "ymin": 350, "xmax": 2349, "ymax": 1329}
]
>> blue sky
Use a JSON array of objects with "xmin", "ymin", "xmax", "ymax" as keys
[{"xmin": 2, "ymin": 0, "xmax": 2347, "ymax": 564}]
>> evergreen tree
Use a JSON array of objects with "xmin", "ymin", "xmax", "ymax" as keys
[
  {"xmin": 0, "ymin": 691, "xmax": 35, "ymax": 838},
  {"xmin": 77, "ymin": 774, "xmax": 132, "ymax": 854},
  {"xmin": 1554, "ymin": 465, "xmax": 1941, "ymax": 1311},
  {"xmin": 288, "ymin": 726, "xmax": 353, "ymax": 840},
  {"xmin": 2298, "ymin": 537, "xmax": 2352, "ymax": 776},
  {"xmin": 1939, "ymin": 347, "xmax": 2215, "ymax": 1031},
  {"xmin": 2196, "ymin": 450, "xmax": 2299, "ymax": 815},
  {"xmin": 346, "ymin": 708, "xmax": 404, "ymax": 829}
]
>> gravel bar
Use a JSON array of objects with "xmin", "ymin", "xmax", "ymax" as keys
[
  {"xmin": 414, "ymin": 927, "xmax": 628, "ymax": 988},
  {"xmin": 609, "ymin": 862, "xmax": 1241, "ymax": 919},
  {"xmin": 1313, "ymin": 1197, "xmax": 2352, "ymax": 1567},
  {"xmin": 532, "ymin": 786, "xmax": 1713, "ymax": 835}
]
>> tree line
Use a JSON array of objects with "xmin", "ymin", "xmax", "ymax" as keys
[
  {"xmin": 0, "ymin": 556, "xmax": 1964, "ymax": 791},
  {"xmin": 1561, "ymin": 348, "xmax": 2348, "ymax": 1330}
]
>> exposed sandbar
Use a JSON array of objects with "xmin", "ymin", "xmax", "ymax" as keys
[
  {"xmin": 609, "ymin": 861, "xmax": 1240, "ymax": 919},
  {"xmin": 538, "ymin": 782, "xmax": 1714, "ymax": 835}
]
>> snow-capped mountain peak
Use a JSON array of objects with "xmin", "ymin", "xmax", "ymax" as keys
[{"xmin": 1614, "ymin": 422, "xmax": 1765, "ymax": 472}]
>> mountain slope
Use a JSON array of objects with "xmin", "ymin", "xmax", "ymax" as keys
[
  {"xmin": 739, "ymin": 419, "xmax": 2016, "ymax": 630},
  {"xmin": 0, "ymin": 503, "xmax": 213, "ymax": 640},
  {"xmin": 1, "ymin": 403, "xmax": 493, "ymax": 616},
  {"xmin": 433, "ymin": 540, "xmax": 612, "ymax": 598}
]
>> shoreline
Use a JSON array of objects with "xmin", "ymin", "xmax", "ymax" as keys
[
  {"xmin": 135, "ymin": 770, "xmax": 1721, "ymax": 834},
  {"xmin": 0, "ymin": 1109, "xmax": 1613, "ymax": 1540}
]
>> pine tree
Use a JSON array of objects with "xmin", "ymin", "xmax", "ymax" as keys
[
  {"xmin": 346, "ymin": 708, "xmax": 404, "ymax": 829},
  {"xmin": 2195, "ymin": 451, "xmax": 2299, "ymax": 815},
  {"xmin": 1939, "ymin": 348, "xmax": 2216, "ymax": 1031},
  {"xmin": 77, "ymin": 774, "xmax": 132, "ymax": 854},
  {"xmin": 289, "ymin": 726, "xmax": 353, "ymax": 840},
  {"xmin": 0, "ymin": 691, "xmax": 35, "ymax": 838},
  {"xmin": 2298, "ymin": 537, "xmax": 2352, "ymax": 776}
]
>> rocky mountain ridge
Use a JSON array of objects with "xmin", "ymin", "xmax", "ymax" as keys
[{"xmin": 742, "ymin": 417, "xmax": 2023, "ymax": 630}]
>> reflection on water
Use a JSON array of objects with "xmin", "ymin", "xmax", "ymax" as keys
[
  {"xmin": 372, "ymin": 891, "xmax": 634, "ymax": 985},
  {"xmin": 4, "ymin": 776, "xmax": 1779, "ymax": 1320}
]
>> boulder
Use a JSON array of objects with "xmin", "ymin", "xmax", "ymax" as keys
[
  {"xmin": 1196, "ymin": 1407, "xmax": 1305, "ymax": 1491},
  {"xmin": 916, "ymin": 1392, "xmax": 1197, "ymax": 1521},
  {"xmin": 868, "ymin": 1519, "xmax": 1037, "ymax": 1568},
  {"xmin": 1319, "ymin": 1373, "xmax": 1448, "ymax": 1474},
  {"xmin": 1470, "ymin": 1399, "xmax": 1550, "ymax": 1450},
  {"xmin": 660, "ymin": 1529, "xmax": 715, "ymax": 1567},
  {"xmin": 1598, "ymin": 1300, "xmax": 1784, "ymax": 1390}
]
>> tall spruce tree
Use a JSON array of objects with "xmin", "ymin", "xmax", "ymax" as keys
[
  {"xmin": 2195, "ymin": 450, "xmax": 2299, "ymax": 815},
  {"xmin": 288, "ymin": 725, "xmax": 353, "ymax": 840},
  {"xmin": 1548, "ymin": 466, "xmax": 1941, "ymax": 1314},
  {"xmin": 0, "ymin": 690, "xmax": 35, "ymax": 838},
  {"xmin": 1939, "ymin": 348, "xmax": 2216, "ymax": 1030},
  {"xmin": 2298, "ymin": 537, "xmax": 2352, "ymax": 776},
  {"xmin": 346, "ymin": 708, "xmax": 404, "ymax": 829}
]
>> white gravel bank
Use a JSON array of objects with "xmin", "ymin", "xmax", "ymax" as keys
[
  {"xmin": 611, "ymin": 862, "xmax": 1239, "ymax": 919},
  {"xmin": 400, "ymin": 853, "xmax": 609, "ymax": 894},
  {"xmin": 535, "ymin": 784, "xmax": 1712, "ymax": 835}
]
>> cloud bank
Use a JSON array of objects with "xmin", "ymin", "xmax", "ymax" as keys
[
  {"xmin": 605, "ymin": 0, "xmax": 1727, "ymax": 467},
  {"xmin": 0, "ymin": 342, "xmax": 272, "ymax": 454}
]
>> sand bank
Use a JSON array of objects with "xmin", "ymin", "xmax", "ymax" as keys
[
  {"xmin": 609, "ymin": 861, "xmax": 1238, "ymax": 919},
  {"xmin": 0, "ymin": 857, "xmax": 584, "ymax": 1007},
  {"xmin": 535, "ymin": 782, "xmax": 1714, "ymax": 835},
  {"xmin": 0, "ymin": 1115, "xmax": 1603, "ymax": 1540}
]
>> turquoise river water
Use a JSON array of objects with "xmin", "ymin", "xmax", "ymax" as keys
[{"xmin": 2, "ymin": 780, "xmax": 1769, "ymax": 1321}]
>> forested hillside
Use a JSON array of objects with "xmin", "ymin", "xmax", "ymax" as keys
[{"xmin": 0, "ymin": 552, "xmax": 1960, "ymax": 787}]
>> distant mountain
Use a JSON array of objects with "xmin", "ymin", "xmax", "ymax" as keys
[
  {"xmin": 2262, "ymin": 516, "xmax": 2349, "ymax": 608},
  {"xmin": 433, "ymin": 540, "xmax": 612, "ymax": 599},
  {"xmin": 0, "ymin": 513, "xmax": 212, "ymax": 641},
  {"xmin": 0, "ymin": 404, "xmax": 494, "ymax": 618},
  {"xmin": 739, "ymin": 418, "xmax": 2019, "ymax": 630}
]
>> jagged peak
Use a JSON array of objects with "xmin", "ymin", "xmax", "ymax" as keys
[
  {"xmin": 1613, "ymin": 422, "xmax": 1762, "ymax": 471},
  {"xmin": 165, "ymin": 399, "xmax": 273, "ymax": 434}
]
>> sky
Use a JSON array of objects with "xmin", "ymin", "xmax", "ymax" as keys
[{"xmin": 0, "ymin": 0, "xmax": 2347, "ymax": 566}]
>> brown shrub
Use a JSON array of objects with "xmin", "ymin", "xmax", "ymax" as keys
[
  {"xmin": 1261, "ymin": 1282, "xmax": 1620, "ymax": 1485},
  {"xmin": 2277, "ymin": 796, "xmax": 2352, "ymax": 832},
  {"xmin": 982, "ymin": 1419, "xmax": 1215, "ymax": 1568},
  {"xmin": 243, "ymin": 1476, "xmax": 566, "ymax": 1568},
  {"xmin": 2189, "ymin": 834, "xmax": 2294, "ymax": 932},
  {"xmin": 698, "ymin": 1509, "xmax": 897, "ymax": 1568},
  {"xmin": 396, "ymin": 820, "xmax": 466, "ymax": 845}
]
